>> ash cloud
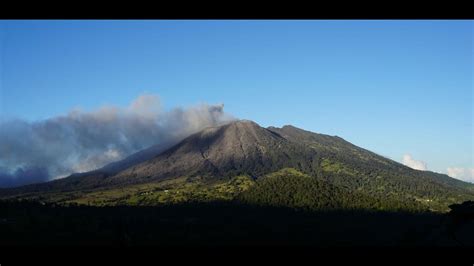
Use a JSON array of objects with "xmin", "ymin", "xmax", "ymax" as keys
[{"xmin": 0, "ymin": 94, "xmax": 235, "ymax": 188}]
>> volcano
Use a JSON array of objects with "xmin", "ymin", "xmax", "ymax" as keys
[{"xmin": 1, "ymin": 120, "xmax": 473, "ymax": 212}]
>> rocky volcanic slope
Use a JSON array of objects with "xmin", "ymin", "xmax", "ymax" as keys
[{"xmin": 108, "ymin": 120, "xmax": 317, "ymax": 185}]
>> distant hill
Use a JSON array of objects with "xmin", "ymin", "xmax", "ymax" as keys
[{"xmin": 1, "ymin": 120, "xmax": 473, "ymax": 212}]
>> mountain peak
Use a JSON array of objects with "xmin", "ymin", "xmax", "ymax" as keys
[
  {"xmin": 198, "ymin": 119, "xmax": 259, "ymax": 133},
  {"xmin": 110, "ymin": 118, "xmax": 295, "ymax": 182},
  {"xmin": 228, "ymin": 119, "xmax": 260, "ymax": 126}
]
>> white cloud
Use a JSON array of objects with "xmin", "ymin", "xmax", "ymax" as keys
[
  {"xmin": 402, "ymin": 154, "xmax": 427, "ymax": 171},
  {"xmin": 447, "ymin": 167, "xmax": 474, "ymax": 183}
]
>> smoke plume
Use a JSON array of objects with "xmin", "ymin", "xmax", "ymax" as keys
[
  {"xmin": 0, "ymin": 94, "xmax": 235, "ymax": 187},
  {"xmin": 402, "ymin": 154, "xmax": 427, "ymax": 171}
]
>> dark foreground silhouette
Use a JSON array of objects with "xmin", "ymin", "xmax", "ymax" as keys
[{"xmin": 1, "ymin": 200, "xmax": 473, "ymax": 247}]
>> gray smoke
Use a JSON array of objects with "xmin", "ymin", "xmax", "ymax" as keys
[{"xmin": 0, "ymin": 94, "xmax": 235, "ymax": 187}]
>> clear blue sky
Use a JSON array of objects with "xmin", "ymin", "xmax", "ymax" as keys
[{"xmin": 0, "ymin": 20, "xmax": 472, "ymax": 175}]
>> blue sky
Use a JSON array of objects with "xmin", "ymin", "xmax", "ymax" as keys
[{"xmin": 0, "ymin": 20, "xmax": 472, "ymax": 178}]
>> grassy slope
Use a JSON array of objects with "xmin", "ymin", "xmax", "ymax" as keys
[{"xmin": 62, "ymin": 175, "xmax": 255, "ymax": 206}]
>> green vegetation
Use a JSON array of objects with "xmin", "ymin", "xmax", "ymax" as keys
[
  {"xmin": 33, "ymin": 168, "xmax": 435, "ymax": 213},
  {"xmin": 238, "ymin": 168, "xmax": 428, "ymax": 212},
  {"xmin": 62, "ymin": 175, "xmax": 255, "ymax": 206},
  {"xmin": 318, "ymin": 157, "xmax": 474, "ymax": 212},
  {"xmin": 4, "ymin": 167, "xmax": 468, "ymax": 214},
  {"xmin": 320, "ymin": 158, "xmax": 358, "ymax": 176}
]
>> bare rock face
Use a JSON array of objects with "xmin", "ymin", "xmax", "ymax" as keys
[{"xmin": 110, "ymin": 120, "xmax": 311, "ymax": 184}]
